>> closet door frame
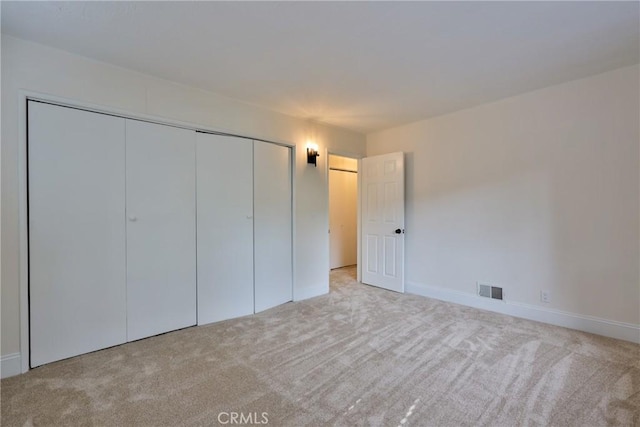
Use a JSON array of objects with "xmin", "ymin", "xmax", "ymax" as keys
[{"xmin": 17, "ymin": 91, "xmax": 296, "ymax": 374}]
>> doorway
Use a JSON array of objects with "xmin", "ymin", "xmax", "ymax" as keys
[{"xmin": 328, "ymin": 154, "xmax": 358, "ymax": 289}]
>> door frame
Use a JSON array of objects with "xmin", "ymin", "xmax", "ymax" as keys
[
  {"xmin": 16, "ymin": 90, "xmax": 297, "ymax": 374},
  {"xmin": 326, "ymin": 151, "xmax": 363, "ymax": 283}
]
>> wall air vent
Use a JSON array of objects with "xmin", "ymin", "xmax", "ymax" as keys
[
  {"xmin": 478, "ymin": 283, "xmax": 503, "ymax": 301},
  {"xmin": 478, "ymin": 284, "xmax": 491, "ymax": 298}
]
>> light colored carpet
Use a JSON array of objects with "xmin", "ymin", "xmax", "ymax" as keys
[{"xmin": 2, "ymin": 266, "xmax": 639, "ymax": 426}]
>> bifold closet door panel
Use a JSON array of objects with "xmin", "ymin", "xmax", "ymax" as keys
[
  {"xmin": 196, "ymin": 133, "xmax": 254, "ymax": 324},
  {"xmin": 254, "ymin": 141, "xmax": 293, "ymax": 312},
  {"xmin": 126, "ymin": 120, "xmax": 196, "ymax": 341},
  {"xmin": 28, "ymin": 102, "xmax": 127, "ymax": 367}
]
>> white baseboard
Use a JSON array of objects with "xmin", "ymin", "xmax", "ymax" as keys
[
  {"xmin": 1, "ymin": 353, "xmax": 22, "ymax": 379},
  {"xmin": 406, "ymin": 281, "xmax": 640, "ymax": 344},
  {"xmin": 294, "ymin": 284, "xmax": 328, "ymax": 302}
]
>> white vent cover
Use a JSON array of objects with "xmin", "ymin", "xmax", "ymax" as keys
[
  {"xmin": 478, "ymin": 284, "xmax": 491, "ymax": 298},
  {"xmin": 477, "ymin": 283, "xmax": 503, "ymax": 301}
]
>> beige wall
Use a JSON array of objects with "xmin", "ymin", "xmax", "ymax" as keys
[
  {"xmin": 1, "ymin": 36, "xmax": 366, "ymax": 358},
  {"xmin": 368, "ymin": 65, "xmax": 640, "ymax": 326}
]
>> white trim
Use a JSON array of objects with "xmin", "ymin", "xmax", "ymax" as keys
[
  {"xmin": 17, "ymin": 89, "xmax": 301, "ymax": 374},
  {"xmin": 290, "ymin": 144, "xmax": 297, "ymax": 307},
  {"xmin": 357, "ymin": 158, "xmax": 362, "ymax": 283},
  {"xmin": 406, "ymin": 281, "xmax": 640, "ymax": 344},
  {"xmin": 293, "ymin": 284, "xmax": 327, "ymax": 302},
  {"xmin": 19, "ymin": 92, "xmax": 30, "ymax": 374},
  {"xmin": 1, "ymin": 353, "xmax": 22, "ymax": 379},
  {"xmin": 20, "ymin": 90, "xmax": 296, "ymax": 148}
]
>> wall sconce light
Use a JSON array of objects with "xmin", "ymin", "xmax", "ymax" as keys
[{"xmin": 307, "ymin": 143, "xmax": 319, "ymax": 167}]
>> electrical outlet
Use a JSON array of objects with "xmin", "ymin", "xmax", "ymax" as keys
[{"xmin": 540, "ymin": 290, "xmax": 551, "ymax": 304}]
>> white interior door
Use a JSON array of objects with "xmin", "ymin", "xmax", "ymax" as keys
[
  {"xmin": 28, "ymin": 101, "xmax": 127, "ymax": 367},
  {"xmin": 254, "ymin": 141, "xmax": 293, "ymax": 312},
  {"xmin": 126, "ymin": 120, "xmax": 196, "ymax": 341},
  {"xmin": 361, "ymin": 152, "xmax": 405, "ymax": 292},
  {"xmin": 196, "ymin": 133, "xmax": 254, "ymax": 324},
  {"xmin": 329, "ymin": 169, "xmax": 358, "ymax": 269}
]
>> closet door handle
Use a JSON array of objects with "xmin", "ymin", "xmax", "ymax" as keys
[{"xmin": 128, "ymin": 216, "xmax": 137, "ymax": 222}]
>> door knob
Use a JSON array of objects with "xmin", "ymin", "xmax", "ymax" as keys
[
  {"xmin": 394, "ymin": 228, "xmax": 403, "ymax": 234},
  {"xmin": 128, "ymin": 216, "xmax": 137, "ymax": 222}
]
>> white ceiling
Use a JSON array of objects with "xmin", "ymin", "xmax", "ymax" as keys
[{"xmin": 2, "ymin": 1, "xmax": 638, "ymax": 134}]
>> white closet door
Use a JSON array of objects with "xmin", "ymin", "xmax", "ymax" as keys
[
  {"xmin": 126, "ymin": 120, "xmax": 196, "ymax": 341},
  {"xmin": 29, "ymin": 102, "xmax": 127, "ymax": 367},
  {"xmin": 254, "ymin": 141, "xmax": 293, "ymax": 312},
  {"xmin": 196, "ymin": 133, "xmax": 254, "ymax": 324}
]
